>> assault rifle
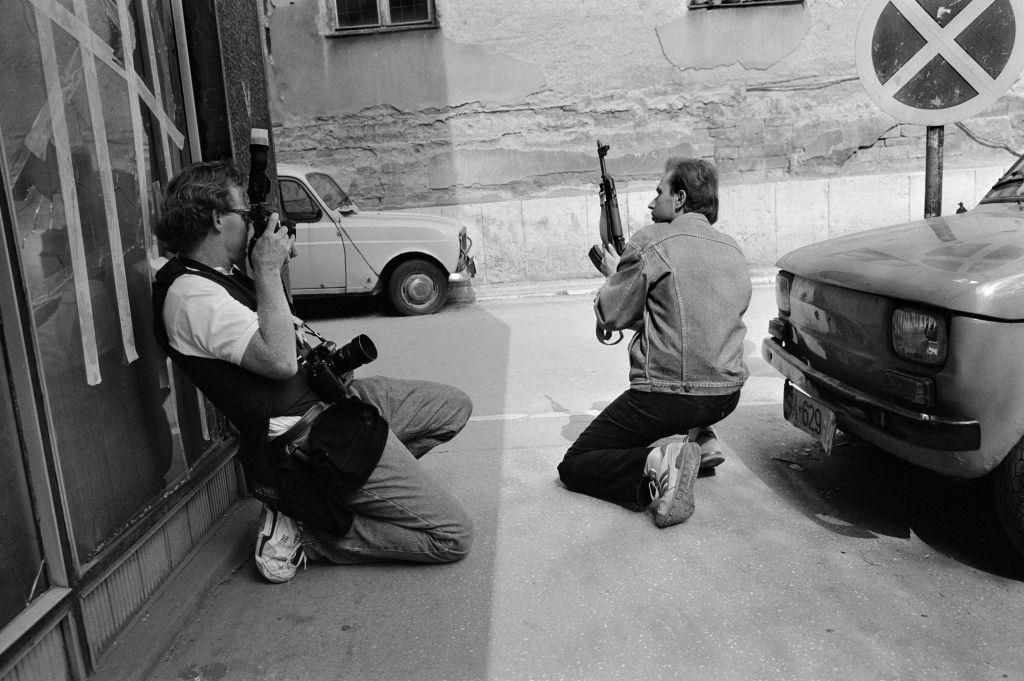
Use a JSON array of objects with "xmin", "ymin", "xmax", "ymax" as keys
[
  {"xmin": 587, "ymin": 140, "xmax": 625, "ymax": 275},
  {"xmin": 588, "ymin": 141, "xmax": 625, "ymax": 345}
]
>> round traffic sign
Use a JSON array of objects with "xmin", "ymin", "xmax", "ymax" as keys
[{"xmin": 856, "ymin": 0, "xmax": 1024, "ymax": 125}]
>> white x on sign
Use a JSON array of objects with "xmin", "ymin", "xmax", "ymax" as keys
[{"xmin": 856, "ymin": 0, "xmax": 1024, "ymax": 125}]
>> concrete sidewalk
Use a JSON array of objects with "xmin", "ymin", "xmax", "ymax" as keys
[
  {"xmin": 93, "ymin": 271, "xmax": 782, "ymax": 681},
  {"xmin": 94, "ymin": 275, "xmax": 1024, "ymax": 681}
]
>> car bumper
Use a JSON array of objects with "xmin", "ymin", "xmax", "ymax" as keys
[
  {"xmin": 762, "ymin": 336, "xmax": 981, "ymax": 454},
  {"xmin": 450, "ymin": 256, "xmax": 477, "ymax": 283}
]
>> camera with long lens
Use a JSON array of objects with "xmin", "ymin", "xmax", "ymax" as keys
[
  {"xmin": 247, "ymin": 128, "xmax": 296, "ymax": 242},
  {"xmin": 304, "ymin": 334, "xmax": 377, "ymax": 400}
]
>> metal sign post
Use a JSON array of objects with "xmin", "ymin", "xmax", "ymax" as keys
[
  {"xmin": 856, "ymin": 0, "xmax": 1024, "ymax": 217},
  {"xmin": 925, "ymin": 126, "xmax": 944, "ymax": 218}
]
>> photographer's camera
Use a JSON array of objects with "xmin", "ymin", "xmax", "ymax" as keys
[{"xmin": 304, "ymin": 334, "xmax": 377, "ymax": 400}]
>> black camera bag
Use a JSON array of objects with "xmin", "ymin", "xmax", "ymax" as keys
[{"xmin": 274, "ymin": 396, "xmax": 388, "ymax": 535}]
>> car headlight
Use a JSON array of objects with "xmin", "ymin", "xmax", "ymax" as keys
[
  {"xmin": 892, "ymin": 307, "xmax": 947, "ymax": 365},
  {"xmin": 775, "ymin": 272, "xmax": 793, "ymax": 316}
]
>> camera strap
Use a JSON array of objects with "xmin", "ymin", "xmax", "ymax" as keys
[
  {"xmin": 267, "ymin": 400, "xmax": 329, "ymax": 464},
  {"xmin": 596, "ymin": 325, "xmax": 624, "ymax": 345},
  {"xmin": 297, "ymin": 320, "xmax": 333, "ymax": 352},
  {"xmin": 177, "ymin": 256, "xmax": 258, "ymax": 307}
]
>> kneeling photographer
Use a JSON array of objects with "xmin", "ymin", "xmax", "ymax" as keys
[{"xmin": 152, "ymin": 159, "xmax": 473, "ymax": 584}]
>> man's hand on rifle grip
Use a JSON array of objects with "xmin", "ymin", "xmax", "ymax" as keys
[
  {"xmin": 600, "ymin": 242, "xmax": 620, "ymax": 277},
  {"xmin": 599, "ymin": 204, "xmax": 610, "ymax": 248}
]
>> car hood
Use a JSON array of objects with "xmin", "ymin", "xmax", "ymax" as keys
[
  {"xmin": 337, "ymin": 209, "xmax": 464, "ymax": 236},
  {"xmin": 776, "ymin": 202, "xmax": 1024, "ymax": 319}
]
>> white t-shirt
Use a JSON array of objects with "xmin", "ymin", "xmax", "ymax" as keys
[{"xmin": 162, "ymin": 265, "xmax": 302, "ymax": 436}]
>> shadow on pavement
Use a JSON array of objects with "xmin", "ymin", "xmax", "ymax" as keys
[
  {"xmin": 300, "ymin": 299, "xmax": 508, "ymax": 681},
  {"xmin": 293, "ymin": 283, "xmax": 476, "ymax": 321},
  {"xmin": 728, "ymin": 405, "xmax": 1024, "ymax": 581},
  {"xmin": 150, "ymin": 295, "xmax": 506, "ymax": 681},
  {"xmin": 293, "ymin": 293, "xmax": 383, "ymax": 320}
]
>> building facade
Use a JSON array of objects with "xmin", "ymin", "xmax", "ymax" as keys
[
  {"xmin": 265, "ymin": 0, "xmax": 1023, "ymax": 281},
  {"xmin": 0, "ymin": 1, "xmax": 272, "ymax": 678}
]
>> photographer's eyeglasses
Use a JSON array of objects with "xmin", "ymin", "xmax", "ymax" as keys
[{"xmin": 225, "ymin": 208, "xmax": 252, "ymax": 225}]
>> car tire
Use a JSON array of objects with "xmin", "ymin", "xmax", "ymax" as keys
[
  {"xmin": 994, "ymin": 436, "xmax": 1024, "ymax": 556},
  {"xmin": 387, "ymin": 259, "xmax": 448, "ymax": 316}
]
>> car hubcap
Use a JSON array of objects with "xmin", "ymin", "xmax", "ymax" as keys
[{"xmin": 403, "ymin": 274, "xmax": 437, "ymax": 306}]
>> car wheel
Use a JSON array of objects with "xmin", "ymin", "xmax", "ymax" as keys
[
  {"xmin": 994, "ymin": 436, "xmax": 1024, "ymax": 556},
  {"xmin": 387, "ymin": 259, "xmax": 449, "ymax": 316}
]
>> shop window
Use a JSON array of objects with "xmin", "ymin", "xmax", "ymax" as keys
[
  {"xmin": 332, "ymin": 0, "xmax": 437, "ymax": 34},
  {"xmin": 0, "ymin": 339, "xmax": 47, "ymax": 630},
  {"xmin": 0, "ymin": 0, "xmax": 218, "ymax": 568},
  {"xmin": 688, "ymin": 0, "xmax": 803, "ymax": 8}
]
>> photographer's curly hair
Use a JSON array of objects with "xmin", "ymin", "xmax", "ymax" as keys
[
  {"xmin": 664, "ymin": 157, "xmax": 719, "ymax": 225},
  {"xmin": 155, "ymin": 160, "xmax": 243, "ymax": 253}
]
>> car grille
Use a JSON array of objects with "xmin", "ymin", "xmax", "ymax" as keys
[{"xmin": 788, "ymin": 276, "xmax": 899, "ymax": 401}]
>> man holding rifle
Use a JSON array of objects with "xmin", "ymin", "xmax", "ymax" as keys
[{"xmin": 558, "ymin": 156, "xmax": 751, "ymax": 528}]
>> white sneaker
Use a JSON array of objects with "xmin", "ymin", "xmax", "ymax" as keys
[
  {"xmin": 644, "ymin": 441, "xmax": 701, "ymax": 528},
  {"xmin": 255, "ymin": 505, "xmax": 306, "ymax": 583}
]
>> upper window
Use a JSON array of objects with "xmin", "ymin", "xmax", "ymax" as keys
[
  {"xmin": 688, "ymin": 0, "xmax": 803, "ymax": 8},
  {"xmin": 333, "ymin": 0, "xmax": 437, "ymax": 34}
]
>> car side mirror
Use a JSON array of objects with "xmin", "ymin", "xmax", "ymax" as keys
[{"xmin": 338, "ymin": 201, "xmax": 357, "ymax": 215}]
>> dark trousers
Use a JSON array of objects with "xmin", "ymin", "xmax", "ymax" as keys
[{"xmin": 557, "ymin": 389, "xmax": 740, "ymax": 509}]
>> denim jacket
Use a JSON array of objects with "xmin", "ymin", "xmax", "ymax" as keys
[{"xmin": 594, "ymin": 212, "xmax": 751, "ymax": 395}]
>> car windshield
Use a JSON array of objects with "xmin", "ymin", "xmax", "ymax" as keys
[
  {"xmin": 982, "ymin": 154, "xmax": 1024, "ymax": 202},
  {"xmin": 307, "ymin": 172, "xmax": 352, "ymax": 210}
]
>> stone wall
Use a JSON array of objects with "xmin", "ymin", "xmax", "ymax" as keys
[{"xmin": 263, "ymin": 0, "xmax": 1024, "ymax": 281}]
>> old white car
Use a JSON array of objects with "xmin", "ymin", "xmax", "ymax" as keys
[
  {"xmin": 762, "ymin": 157, "xmax": 1024, "ymax": 556},
  {"xmin": 277, "ymin": 163, "xmax": 476, "ymax": 315}
]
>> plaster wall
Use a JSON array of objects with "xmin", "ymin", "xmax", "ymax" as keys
[
  {"xmin": 403, "ymin": 165, "xmax": 1007, "ymax": 283},
  {"xmin": 264, "ymin": 0, "xmax": 1024, "ymax": 281}
]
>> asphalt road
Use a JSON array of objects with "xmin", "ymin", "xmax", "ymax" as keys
[{"xmin": 150, "ymin": 286, "xmax": 1024, "ymax": 681}]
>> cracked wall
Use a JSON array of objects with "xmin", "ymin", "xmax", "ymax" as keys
[
  {"xmin": 656, "ymin": 2, "xmax": 810, "ymax": 70},
  {"xmin": 264, "ymin": 0, "xmax": 1024, "ymax": 280}
]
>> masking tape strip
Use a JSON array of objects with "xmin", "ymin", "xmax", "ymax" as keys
[
  {"xmin": 171, "ymin": 0, "xmax": 203, "ymax": 162},
  {"xmin": 113, "ymin": 0, "xmax": 156, "ymax": 283},
  {"xmin": 28, "ymin": 0, "xmax": 186, "ymax": 151},
  {"xmin": 36, "ymin": 8, "xmax": 102, "ymax": 385},
  {"xmin": 139, "ymin": 2, "xmax": 175, "ymax": 179},
  {"xmin": 71, "ymin": 0, "xmax": 138, "ymax": 364}
]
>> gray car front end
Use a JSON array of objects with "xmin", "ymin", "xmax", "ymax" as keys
[{"xmin": 763, "ymin": 200, "xmax": 1024, "ymax": 480}]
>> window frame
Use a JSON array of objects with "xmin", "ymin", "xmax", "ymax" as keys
[
  {"xmin": 279, "ymin": 178, "xmax": 325, "ymax": 223},
  {"xmin": 688, "ymin": 0, "xmax": 804, "ymax": 9},
  {"xmin": 328, "ymin": 0, "xmax": 438, "ymax": 37}
]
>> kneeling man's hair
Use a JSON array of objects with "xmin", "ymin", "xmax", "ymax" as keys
[{"xmin": 664, "ymin": 157, "xmax": 718, "ymax": 225}]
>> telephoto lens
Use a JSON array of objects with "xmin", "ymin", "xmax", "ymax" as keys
[{"xmin": 330, "ymin": 334, "xmax": 377, "ymax": 375}]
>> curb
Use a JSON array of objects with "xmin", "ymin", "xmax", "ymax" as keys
[
  {"xmin": 89, "ymin": 499, "xmax": 258, "ymax": 681},
  {"xmin": 471, "ymin": 272, "xmax": 776, "ymax": 303}
]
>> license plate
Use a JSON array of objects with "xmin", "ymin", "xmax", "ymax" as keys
[{"xmin": 783, "ymin": 382, "xmax": 837, "ymax": 455}]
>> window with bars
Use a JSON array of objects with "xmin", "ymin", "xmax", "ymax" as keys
[
  {"xmin": 333, "ymin": 0, "xmax": 436, "ymax": 33},
  {"xmin": 688, "ymin": 0, "xmax": 803, "ymax": 8}
]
